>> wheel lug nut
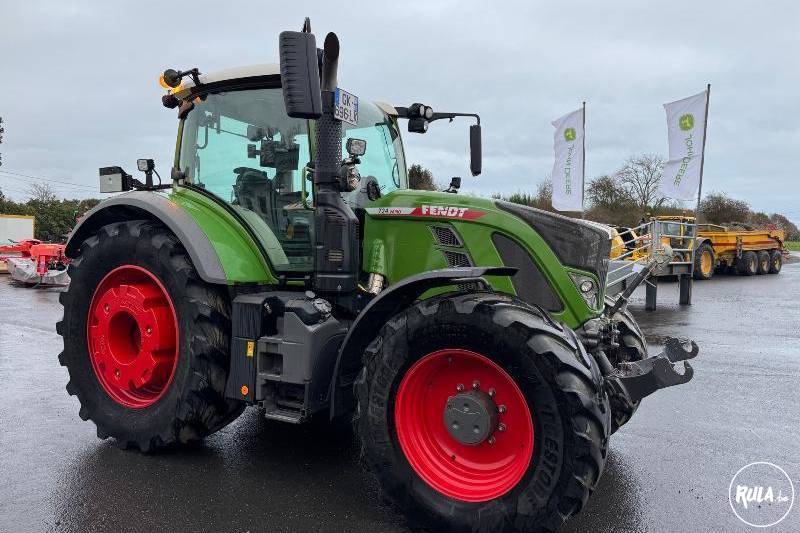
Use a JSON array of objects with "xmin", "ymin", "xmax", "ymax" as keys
[
  {"xmin": 456, "ymin": 383, "xmax": 464, "ymax": 392},
  {"xmin": 498, "ymin": 405, "xmax": 506, "ymax": 414},
  {"xmin": 114, "ymin": 369, "xmax": 120, "ymax": 378},
  {"xmin": 498, "ymin": 423, "xmax": 507, "ymax": 432},
  {"xmin": 488, "ymin": 436, "xmax": 496, "ymax": 445},
  {"xmin": 146, "ymin": 326, "xmax": 152, "ymax": 335},
  {"xmin": 488, "ymin": 388, "xmax": 496, "ymax": 397},
  {"xmin": 472, "ymin": 380, "xmax": 480, "ymax": 390},
  {"xmin": 104, "ymin": 304, "xmax": 110, "ymax": 312}
]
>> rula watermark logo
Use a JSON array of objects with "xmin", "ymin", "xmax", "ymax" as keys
[
  {"xmin": 729, "ymin": 462, "xmax": 794, "ymax": 528},
  {"xmin": 679, "ymin": 113, "xmax": 695, "ymax": 131},
  {"xmin": 564, "ymin": 127, "xmax": 576, "ymax": 141}
]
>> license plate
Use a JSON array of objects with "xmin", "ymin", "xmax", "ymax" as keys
[{"xmin": 334, "ymin": 88, "xmax": 359, "ymax": 126}]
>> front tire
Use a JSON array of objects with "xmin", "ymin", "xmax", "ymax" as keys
[
  {"xmin": 57, "ymin": 220, "xmax": 244, "ymax": 451},
  {"xmin": 355, "ymin": 292, "xmax": 610, "ymax": 533},
  {"xmin": 693, "ymin": 242, "xmax": 715, "ymax": 280}
]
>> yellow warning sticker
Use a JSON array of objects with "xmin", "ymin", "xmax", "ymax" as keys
[{"xmin": 246, "ymin": 340, "xmax": 255, "ymax": 357}]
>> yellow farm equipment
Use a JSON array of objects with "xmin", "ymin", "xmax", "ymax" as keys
[{"xmin": 650, "ymin": 215, "xmax": 785, "ymax": 280}]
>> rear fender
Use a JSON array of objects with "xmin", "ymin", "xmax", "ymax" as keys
[
  {"xmin": 328, "ymin": 266, "xmax": 516, "ymax": 418},
  {"xmin": 694, "ymin": 237, "xmax": 711, "ymax": 251},
  {"xmin": 66, "ymin": 191, "xmax": 275, "ymax": 285}
]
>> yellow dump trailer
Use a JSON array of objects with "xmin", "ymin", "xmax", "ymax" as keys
[{"xmin": 654, "ymin": 216, "xmax": 786, "ymax": 280}]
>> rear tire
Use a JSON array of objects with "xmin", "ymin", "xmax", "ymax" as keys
[
  {"xmin": 355, "ymin": 292, "xmax": 610, "ymax": 533},
  {"xmin": 737, "ymin": 251, "xmax": 758, "ymax": 276},
  {"xmin": 57, "ymin": 220, "xmax": 244, "ymax": 451},
  {"xmin": 756, "ymin": 250, "xmax": 770, "ymax": 275},
  {"xmin": 693, "ymin": 242, "xmax": 715, "ymax": 280},
  {"xmin": 768, "ymin": 250, "xmax": 782, "ymax": 274}
]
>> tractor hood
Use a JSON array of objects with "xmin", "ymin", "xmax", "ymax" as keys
[
  {"xmin": 495, "ymin": 201, "xmax": 612, "ymax": 287},
  {"xmin": 361, "ymin": 190, "xmax": 613, "ymax": 327}
]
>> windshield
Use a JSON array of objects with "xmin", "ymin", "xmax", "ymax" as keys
[
  {"xmin": 341, "ymin": 104, "xmax": 407, "ymax": 206},
  {"xmin": 178, "ymin": 87, "xmax": 407, "ymax": 273},
  {"xmin": 661, "ymin": 223, "xmax": 683, "ymax": 237}
]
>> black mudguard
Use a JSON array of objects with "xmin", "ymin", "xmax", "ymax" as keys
[{"xmin": 328, "ymin": 266, "xmax": 516, "ymax": 419}]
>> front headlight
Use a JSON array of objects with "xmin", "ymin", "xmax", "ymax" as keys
[{"xmin": 569, "ymin": 272, "xmax": 598, "ymax": 309}]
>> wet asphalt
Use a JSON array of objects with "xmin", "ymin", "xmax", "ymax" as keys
[{"xmin": 1, "ymin": 257, "xmax": 798, "ymax": 533}]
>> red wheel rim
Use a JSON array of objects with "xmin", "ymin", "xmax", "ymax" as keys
[
  {"xmin": 87, "ymin": 265, "xmax": 179, "ymax": 408},
  {"xmin": 394, "ymin": 349, "xmax": 534, "ymax": 502}
]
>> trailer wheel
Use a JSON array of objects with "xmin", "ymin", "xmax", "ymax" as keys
[
  {"xmin": 755, "ymin": 251, "xmax": 770, "ymax": 275},
  {"xmin": 737, "ymin": 251, "xmax": 758, "ymax": 276},
  {"xmin": 768, "ymin": 250, "xmax": 782, "ymax": 274},
  {"xmin": 693, "ymin": 242, "xmax": 715, "ymax": 280},
  {"xmin": 57, "ymin": 220, "xmax": 244, "ymax": 451},
  {"xmin": 355, "ymin": 292, "xmax": 609, "ymax": 533}
]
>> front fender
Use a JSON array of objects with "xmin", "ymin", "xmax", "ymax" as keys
[{"xmin": 328, "ymin": 266, "xmax": 516, "ymax": 418}]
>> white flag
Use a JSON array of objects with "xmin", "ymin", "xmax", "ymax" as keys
[
  {"xmin": 660, "ymin": 90, "xmax": 708, "ymax": 201},
  {"xmin": 551, "ymin": 108, "xmax": 584, "ymax": 212}
]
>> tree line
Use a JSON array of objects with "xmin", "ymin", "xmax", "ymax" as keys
[
  {"xmin": 0, "ymin": 184, "xmax": 100, "ymax": 242},
  {"xmin": 3, "ymin": 160, "xmax": 798, "ymax": 243},
  {"xmin": 410, "ymin": 156, "xmax": 799, "ymax": 240}
]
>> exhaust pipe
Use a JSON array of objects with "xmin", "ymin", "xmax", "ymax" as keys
[{"xmin": 311, "ymin": 32, "xmax": 360, "ymax": 295}]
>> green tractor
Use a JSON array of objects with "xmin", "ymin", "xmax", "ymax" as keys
[{"xmin": 58, "ymin": 20, "xmax": 698, "ymax": 532}]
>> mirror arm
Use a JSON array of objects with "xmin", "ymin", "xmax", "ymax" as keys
[
  {"xmin": 429, "ymin": 112, "xmax": 480, "ymax": 125},
  {"xmin": 395, "ymin": 107, "xmax": 480, "ymax": 126}
]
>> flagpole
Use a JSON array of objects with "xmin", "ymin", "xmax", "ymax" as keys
[
  {"xmin": 581, "ymin": 101, "xmax": 586, "ymax": 219},
  {"xmin": 693, "ymin": 84, "xmax": 711, "ymax": 238}
]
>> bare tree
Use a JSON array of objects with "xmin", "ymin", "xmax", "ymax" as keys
[
  {"xmin": 615, "ymin": 154, "xmax": 665, "ymax": 210},
  {"xmin": 28, "ymin": 182, "xmax": 58, "ymax": 203}
]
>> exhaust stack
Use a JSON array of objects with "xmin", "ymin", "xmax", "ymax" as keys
[{"xmin": 279, "ymin": 22, "xmax": 360, "ymax": 295}]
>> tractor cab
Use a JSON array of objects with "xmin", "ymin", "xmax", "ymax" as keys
[
  {"xmin": 651, "ymin": 214, "xmax": 696, "ymax": 262},
  {"xmin": 168, "ymin": 65, "xmax": 408, "ymax": 273}
]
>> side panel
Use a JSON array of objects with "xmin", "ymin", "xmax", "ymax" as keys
[{"xmin": 361, "ymin": 190, "xmax": 600, "ymax": 329}]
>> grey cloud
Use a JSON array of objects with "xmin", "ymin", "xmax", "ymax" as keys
[{"xmin": 0, "ymin": 0, "xmax": 797, "ymax": 222}]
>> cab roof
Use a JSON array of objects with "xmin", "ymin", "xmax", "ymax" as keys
[
  {"xmin": 172, "ymin": 64, "xmax": 280, "ymax": 99},
  {"xmin": 170, "ymin": 64, "xmax": 398, "ymax": 116}
]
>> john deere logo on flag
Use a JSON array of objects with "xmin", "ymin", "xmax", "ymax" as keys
[
  {"xmin": 679, "ymin": 114, "xmax": 695, "ymax": 131},
  {"xmin": 564, "ymin": 128, "xmax": 576, "ymax": 141}
]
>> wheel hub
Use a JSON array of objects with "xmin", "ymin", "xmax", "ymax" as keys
[
  {"xmin": 443, "ymin": 390, "xmax": 498, "ymax": 445},
  {"xmin": 394, "ymin": 348, "xmax": 534, "ymax": 502},
  {"xmin": 87, "ymin": 265, "xmax": 178, "ymax": 408}
]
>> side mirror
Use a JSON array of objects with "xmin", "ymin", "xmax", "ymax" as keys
[
  {"xmin": 278, "ymin": 31, "xmax": 322, "ymax": 119},
  {"xmin": 470, "ymin": 124, "xmax": 482, "ymax": 176}
]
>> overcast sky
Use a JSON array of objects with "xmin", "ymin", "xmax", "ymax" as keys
[{"xmin": 1, "ymin": 1, "xmax": 798, "ymax": 222}]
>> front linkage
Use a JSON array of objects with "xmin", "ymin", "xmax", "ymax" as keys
[
  {"xmin": 605, "ymin": 337, "xmax": 698, "ymax": 427},
  {"xmin": 579, "ymin": 245, "xmax": 700, "ymax": 429}
]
